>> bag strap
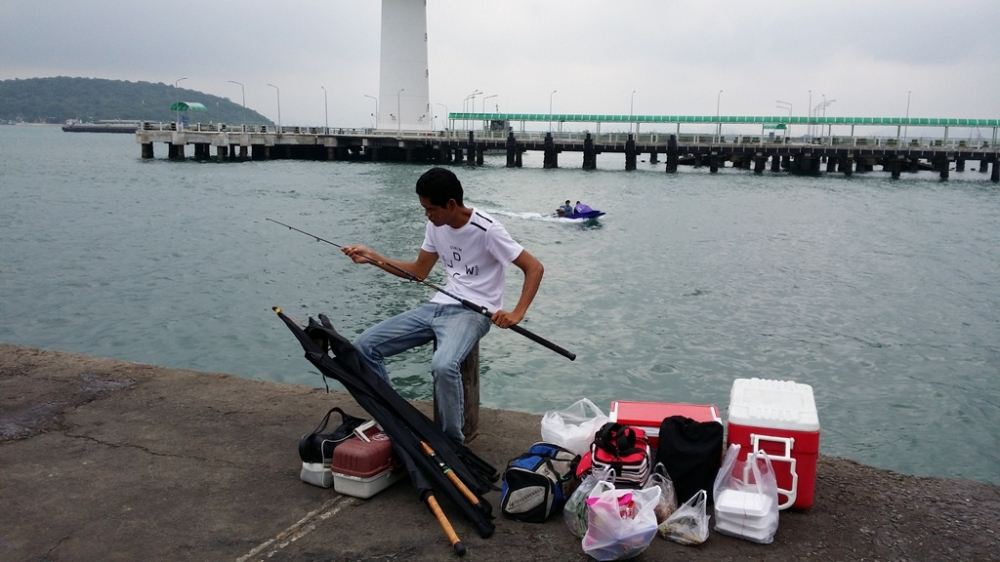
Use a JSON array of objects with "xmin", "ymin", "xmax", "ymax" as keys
[{"xmin": 311, "ymin": 407, "xmax": 350, "ymax": 435}]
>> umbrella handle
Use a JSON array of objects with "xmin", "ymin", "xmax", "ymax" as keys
[{"xmin": 425, "ymin": 493, "xmax": 467, "ymax": 557}]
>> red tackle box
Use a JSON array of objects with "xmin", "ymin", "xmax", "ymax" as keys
[
  {"xmin": 331, "ymin": 430, "xmax": 404, "ymax": 499},
  {"xmin": 609, "ymin": 400, "xmax": 722, "ymax": 449},
  {"xmin": 726, "ymin": 378, "xmax": 820, "ymax": 510}
]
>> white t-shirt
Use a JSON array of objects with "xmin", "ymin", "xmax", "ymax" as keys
[{"xmin": 420, "ymin": 208, "xmax": 524, "ymax": 311}]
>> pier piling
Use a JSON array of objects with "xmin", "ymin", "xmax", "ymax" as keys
[
  {"xmin": 625, "ymin": 135, "xmax": 637, "ymax": 171},
  {"xmin": 991, "ymin": 159, "xmax": 999, "ymax": 182},
  {"xmin": 842, "ymin": 156, "xmax": 853, "ymax": 176},
  {"xmin": 141, "ymin": 142, "xmax": 154, "ymax": 159},
  {"xmin": 980, "ymin": 158, "xmax": 990, "ymax": 173},
  {"xmin": 506, "ymin": 132, "xmax": 517, "ymax": 168},
  {"xmin": 583, "ymin": 133, "xmax": 596, "ymax": 170},
  {"xmin": 665, "ymin": 135, "xmax": 678, "ymax": 173},
  {"xmin": 956, "ymin": 158, "xmax": 965, "ymax": 172},
  {"xmin": 543, "ymin": 133, "xmax": 558, "ymax": 169},
  {"xmin": 890, "ymin": 158, "xmax": 902, "ymax": 179}
]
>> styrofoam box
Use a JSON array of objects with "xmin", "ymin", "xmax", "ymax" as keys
[
  {"xmin": 300, "ymin": 462, "xmax": 334, "ymax": 488},
  {"xmin": 333, "ymin": 467, "xmax": 405, "ymax": 499},
  {"xmin": 727, "ymin": 378, "xmax": 820, "ymax": 510},
  {"xmin": 715, "ymin": 488, "xmax": 774, "ymax": 518},
  {"xmin": 715, "ymin": 515, "xmax": 778, "ymax": 543}
]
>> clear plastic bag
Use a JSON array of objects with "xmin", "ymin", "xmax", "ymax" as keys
[
  {"xmin": 647, "ymin": 465, "xmax": 678, "ymax": 524},
  {"xmin": 658, "ymin": 489, "xmax": 709, "ymax": 545},
  {"xmin": 540, "ymin": 398, "xmax": 610, "ymax": 455},
  {"xmin": 582, "ymin": 482, "xmax": 661, "ymax": 561},
  {"xmin": 712, "ymin": 444, "xmax": 780, "ymax": 544},
  {"xmin": 564, "ymin": 467, "xmax": 613, "ymax": 538}
]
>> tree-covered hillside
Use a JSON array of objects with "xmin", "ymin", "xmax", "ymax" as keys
[{"xmin": 0, "ymin": 76, "xmax": 273, "ymax": 125}]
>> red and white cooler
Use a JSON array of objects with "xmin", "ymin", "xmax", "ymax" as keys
[
  {"xmin": 726, "ymin": 378, "xmax": 820, "ymax": 510},
  {"xmin": 609, "ymin": 400, "xmax": 722, "ymax": 449}
]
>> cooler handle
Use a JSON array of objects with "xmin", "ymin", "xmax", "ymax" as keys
[{"xmin": 749, "ymin": 434, "xmax": 798, "ymax": 510}]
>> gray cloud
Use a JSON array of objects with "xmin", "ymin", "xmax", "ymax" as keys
[{"xmin": 2, "ymin": 0, "xmax": 997, "ymax": 128}]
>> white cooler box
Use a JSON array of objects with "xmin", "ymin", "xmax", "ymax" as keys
[{"xmin": 726, "ymin": 378, "xmax": 820, "ymax": 510}]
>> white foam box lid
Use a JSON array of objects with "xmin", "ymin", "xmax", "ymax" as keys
[
  {"xmin": 715, "ymin": 488, "xmax": 775, "ymax": 518},
  {"xmin": 715, "ymin": 515, "xmax": 779, "ymax": 542},
  {"xmin": 727, "ymin": 378, "xmax": 820, "ymax": 431}
]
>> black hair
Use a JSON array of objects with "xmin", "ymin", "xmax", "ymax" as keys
[{"xmin": 415, "ymin": 167, "xmax": 463, "ymax": 207}]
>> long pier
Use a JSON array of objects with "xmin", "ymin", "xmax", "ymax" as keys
[{"xmin": 135, "ymin": 120, "xmax": 1000, "ymax": 183}]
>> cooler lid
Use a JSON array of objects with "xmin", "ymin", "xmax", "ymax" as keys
[
  {"xmin": 727, "ymin": 378, "xmax": 820, "ymax": 431},
  {"xmin": 609, "ymin": 400, "xmax": 721, "ymax": 426}
]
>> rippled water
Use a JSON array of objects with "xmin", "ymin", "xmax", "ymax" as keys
[{"xmin": 2, "ymin": 125, "xmax": 997, "ymax": 483}]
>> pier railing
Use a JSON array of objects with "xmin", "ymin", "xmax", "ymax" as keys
[{"xmin": 139, "ymin": 121, "xmax": 996, "ymax": 151}]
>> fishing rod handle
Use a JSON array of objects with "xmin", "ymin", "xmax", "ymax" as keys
[
  {"xmin": 508, "ymin": 323, "xmax": 577, "ymax": 361},
  {"xmin": 457, "ymin": 298, "xmax": 576, "ymax": 361}
]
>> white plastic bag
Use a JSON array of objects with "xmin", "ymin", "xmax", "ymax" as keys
[
  {"xmin": 647, "ymin": 465, "xmax": 678, "ymax": 524},
  {"xmin": 582, "ymin": 482, "xmax": 660, "ymax": 561},
  {"xmin": 658, "ymin": 489, "xmax": 709, "ymax": 545},
  {"xmin": 713, "ymin": 444, "xmax": 780, "ymax": 544},
  {"xmin": 564, "ymin": 467, "xmax": 613, "ymax": 538},
  {"xmin": 541, "ymin": 398, "xmax": 610, "ymax": 455}
]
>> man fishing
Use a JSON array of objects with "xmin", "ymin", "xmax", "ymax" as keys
[{"xmin": 341, "ymin": 167, "xmax": 544, "ymax": 444}]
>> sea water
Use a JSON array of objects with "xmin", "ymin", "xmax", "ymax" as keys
[{"xmin": 1, "ymin": 125, "xmax": 997, "ymax": 484}]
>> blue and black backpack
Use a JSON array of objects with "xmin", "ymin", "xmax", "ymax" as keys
[{"xmin": 500, "ymin": 442, "xmax": 580, "ymax": 523}]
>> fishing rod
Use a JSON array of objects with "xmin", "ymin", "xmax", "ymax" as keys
[{"xmin": 266, "ymin": 218, "xmax": 576, "ymax": 361}]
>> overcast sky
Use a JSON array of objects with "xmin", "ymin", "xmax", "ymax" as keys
[{"xmin": 2, "ymin": 0, "xmax": 998, "ymax": 131}]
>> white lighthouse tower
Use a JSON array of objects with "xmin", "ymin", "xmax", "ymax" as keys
[{"xmin": 377, "ymin": 0, "xmax": 432, "ymax": 131}]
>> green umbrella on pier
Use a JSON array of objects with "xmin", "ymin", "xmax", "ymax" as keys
[{"xmin": 170, "ymin": 101, "xmax": 206, "ymax": 127}]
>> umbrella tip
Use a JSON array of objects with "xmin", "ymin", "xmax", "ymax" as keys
[
  {"xmin": 453, "ymin": 542, "xmax": 467, "ymax": 557},
  {"xmin": 272, "ymin": 306, "xmax": 282, "ymax": 314}
]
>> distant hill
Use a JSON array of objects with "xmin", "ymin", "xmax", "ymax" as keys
[{"xmin": 0, "ymin": 76, "xmax": 273, "ymax": 126}]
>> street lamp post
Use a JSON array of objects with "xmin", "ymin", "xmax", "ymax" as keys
[
  {"xmin": 434, "ymin": 103, "xmax": 449, "ymax": 131},
  {"xmin": 463, "ymin": 89, "xmax": 482, "ymax": 131},
  {"xmin": 715, "ymin": 89, "xmax": 723, "ymax": 143},
  {"xmin": 482, "ymin": 94, "xmax": 497, "ymax": 114},
  {"xmin": 904, "ymin": 90, "xmax": 912, "ymax": 144},
  {"xmin": 549, "ymin": 89, "xmax": 557, "ymax": 132},
  {"xmin": 629, "ymin": 89, "xmax": 637, "ymax": 135},
  {"xmin": 173, "ymin": 77, "xmax": 188, "ymax": 128},
  {"xmin": 822, "ymin": 97, "xmax": 836, "ymax": 141},
  {"xmin": 807, "ymin": 89, "xmax": 813, "ymax": 139},
  {"xmin": 364, "ymin": 94, "xmax": 378, "ymax": 129},
  {"xmin": 227, "ymin": 80, "xmax": 245, "ymax": 131},
  {"xmin": 776, "ymin": 100, "xmax": 792, "ymax": 142},
  {"xmin": 266, "ymin": 83, "xmax": 281, "ymax": 132},
  {"xmin": 482, "ymin": 94, "xmax": 497, "ymax": 131},
  {"xmin": 396, "ymin": 88, "xmax": 404, "ymax": 133},
  {"xmin": 320, "ymin": 85, "xmax": 328, "ymax": 134}
]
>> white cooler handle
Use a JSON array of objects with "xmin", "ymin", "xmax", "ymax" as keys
[{"xmin": 749, "ymin": 434, "xmax": 798, "ymax": 510}]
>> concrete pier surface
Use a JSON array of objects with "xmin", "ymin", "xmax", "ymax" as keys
[{"xmin": 2, "ymin": 344, "xmax": 997, "ymax": 561}]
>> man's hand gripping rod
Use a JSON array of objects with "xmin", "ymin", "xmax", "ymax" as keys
[{"xmin": 266, "ymin": 218, "xmax": 576, "ymax": 361}]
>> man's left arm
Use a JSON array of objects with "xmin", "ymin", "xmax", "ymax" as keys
[{"xmin": 491, "ymin": 250, "xmax": 544, "ymax": 329}]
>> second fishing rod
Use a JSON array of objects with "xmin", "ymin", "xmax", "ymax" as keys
[{"xmin": 266, "ymin": 218, "xmax": 576, "ymax": 361}]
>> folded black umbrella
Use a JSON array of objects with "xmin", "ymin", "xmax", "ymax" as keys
[{"xmin": 276, "ymin": 309, "xmax": 497, "ymax": 538}]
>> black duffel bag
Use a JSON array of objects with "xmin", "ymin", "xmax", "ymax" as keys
[
  {"xmin": 298, "ymin": 407, "xmax": 367, "ymax": 465},
  {"xmin": 655, "ymin": 415, "xmax": 724, "ymax": 504}
]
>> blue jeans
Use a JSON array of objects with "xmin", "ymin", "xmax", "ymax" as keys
[{"xmin": 353, "ymin": 303, "xmax": 491, "ymax": 443}]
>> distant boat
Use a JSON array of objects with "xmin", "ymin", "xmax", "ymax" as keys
[
  {"xmin": 62, "ymin": 119, "xmax": 141, "ymax": 134},
  {"xmin": 554, "ymin": 208, "xmax": 606, "ymax": 220}
]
